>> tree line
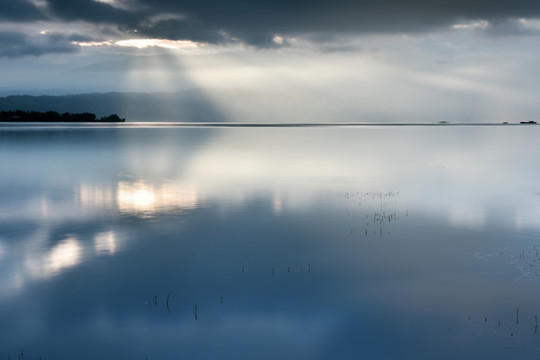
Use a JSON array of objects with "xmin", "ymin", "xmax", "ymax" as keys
[{"xmin": 0, "ymin": 110, "xmax": 125, "ymax": 122}]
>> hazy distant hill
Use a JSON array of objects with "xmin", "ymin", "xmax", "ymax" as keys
[
  {"xmin": 1, "ymin": 87, "xmax": 391, "ymax": 123},
  {"xmin": 0, "ymin": 89, "xmax": 228, "ymax": 122},
  {"xmin": 0, "ymin": 88, "xmax": 335, "ymax": 122}
]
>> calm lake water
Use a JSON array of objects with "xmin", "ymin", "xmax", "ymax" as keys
[{"xmin": 1, "ymin": 125, "xmax": 540, "ymax": 359}]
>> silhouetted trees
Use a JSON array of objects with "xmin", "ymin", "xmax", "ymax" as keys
[
  {"xmin": 0, "ymin": 110, "xmax": 125, "ymax": 122},
  {"xmin": 98, "ymin": 114, "xmax": 124, "ymax": 122}
]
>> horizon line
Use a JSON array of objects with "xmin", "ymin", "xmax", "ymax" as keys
[{"xmin": 0, "ymin": 121, "xmax": 537, "ymax": 129}]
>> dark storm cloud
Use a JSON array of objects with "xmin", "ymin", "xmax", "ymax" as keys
[
  {"xmin": 46, "ymin": 0, "xmax": 142, "ymax": 25},
  {"xmin": 66, "ymin": 33, "xmax": 96, "ymax": 42},
  {"xmin": 42, "ymin": 0, "xmax": 540, "ymax": 45},
  {"xmin": 0, "ymin": 0, "xmax": 45, "ymax": 21},
  {"xmin": 131, "ymin": 0, "xmax": 540, "ymax": 35},
  {"xmin": 0, "ymin": 31, "xmax": 79, "ymax": 58},
  {"xmin": 4, "ymin": 0, "xmax": 540, "ymax": 56}
]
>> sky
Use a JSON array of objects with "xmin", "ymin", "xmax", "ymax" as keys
[{"xmin": 2, "ymin": 0, "xmax": 540, "ymax": 122}]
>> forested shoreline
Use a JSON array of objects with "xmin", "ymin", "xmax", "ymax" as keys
[{"xmin": 0, "ymin": 110, "xmax": 125, "ymax": 122}]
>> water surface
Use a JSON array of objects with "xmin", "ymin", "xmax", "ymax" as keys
[{"xmin": 1, "ymin": 125, "xmax": 540, "ymax": 359}]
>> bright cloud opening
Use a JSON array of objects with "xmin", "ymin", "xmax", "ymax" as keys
[
  {"xmin": 72, "ymin": 38, "xmax": 204, "ymax": 50},
  {"xmin": 273, "ymin": 35, "xmax": 285, "ymax": 45},
  {"xmin": 73, "ymin": 40, "xmax": 114, "ymax": 47},
  {"xmin": 115, "ymin": 39, "xmax": 202, "ymax": 49}
]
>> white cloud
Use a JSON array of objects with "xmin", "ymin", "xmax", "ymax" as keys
[
  {"xmin": 92, "ymin": 0, "xmax": 140, "ymax": 11},
  {"xmin": 73, "ymin": 40, "xmax": 114, "ymax": 47},
  {"xmin": 141, "ymin": 13, "xmax": 188, "ymax": 26},
  {"xmin": 24, "ymin": 0, "xmax": 48, "ymax": 9},
  {"xmin": 452, "ymin": 20, "xmax": 489, "ymax": 30}
]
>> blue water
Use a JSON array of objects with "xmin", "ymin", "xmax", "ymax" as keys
[{"xmin": 1, "ymin": 125, "xmax": 540, "ymax": 359}]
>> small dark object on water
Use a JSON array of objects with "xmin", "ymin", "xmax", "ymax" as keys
[
  {"xmin": 520, "ymin": 121, "xmax": 537, "ymax": 124},
  {"xmin": 166, "ymin": 292, "xmax": 171, "ymax": 312}
]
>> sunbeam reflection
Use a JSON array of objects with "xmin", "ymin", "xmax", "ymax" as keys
[{"xmin": 116, "ymin": 180, "xmax": 199, "ymax": 217}]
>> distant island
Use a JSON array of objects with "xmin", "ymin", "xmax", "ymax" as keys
[{"xmin": 0, "ymin": 110, "xmax": 125, "ymax": 122}]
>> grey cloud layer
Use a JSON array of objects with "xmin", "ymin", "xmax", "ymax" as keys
[
  {"xmin": 0, "ymin": 0, "xmax": 45, "ymax": 21},
  {"xmin": 0, "ymin": 31, "xmax": 79, "ymax": 58},
  {"xmin": 3, "ymin": 0, "xmax": 540, "ymax": 57}
]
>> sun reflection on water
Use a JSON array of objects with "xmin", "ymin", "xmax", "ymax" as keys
[
  {"xmin": 116, "ymin": 181, "xmax": 199, "ymax": 217},
  {"xmin": 77, "ymin": 180, "xmax": 200, "ymax": 217},
  {"xmin": 0, "ymin": 180, "xmax": 202, "ymax": 294},
  {"xmin": 78, "ymin": 183, "xmax": 114, "ymax": 207}
]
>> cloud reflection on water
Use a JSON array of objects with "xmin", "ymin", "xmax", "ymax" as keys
[
  {"xmin": 1, "ymin": 228, "xmax": 125, "ymax": 297},
  {"xmin": 42, "ymin": 237, "xmax": 82, "ymax": 278}
]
